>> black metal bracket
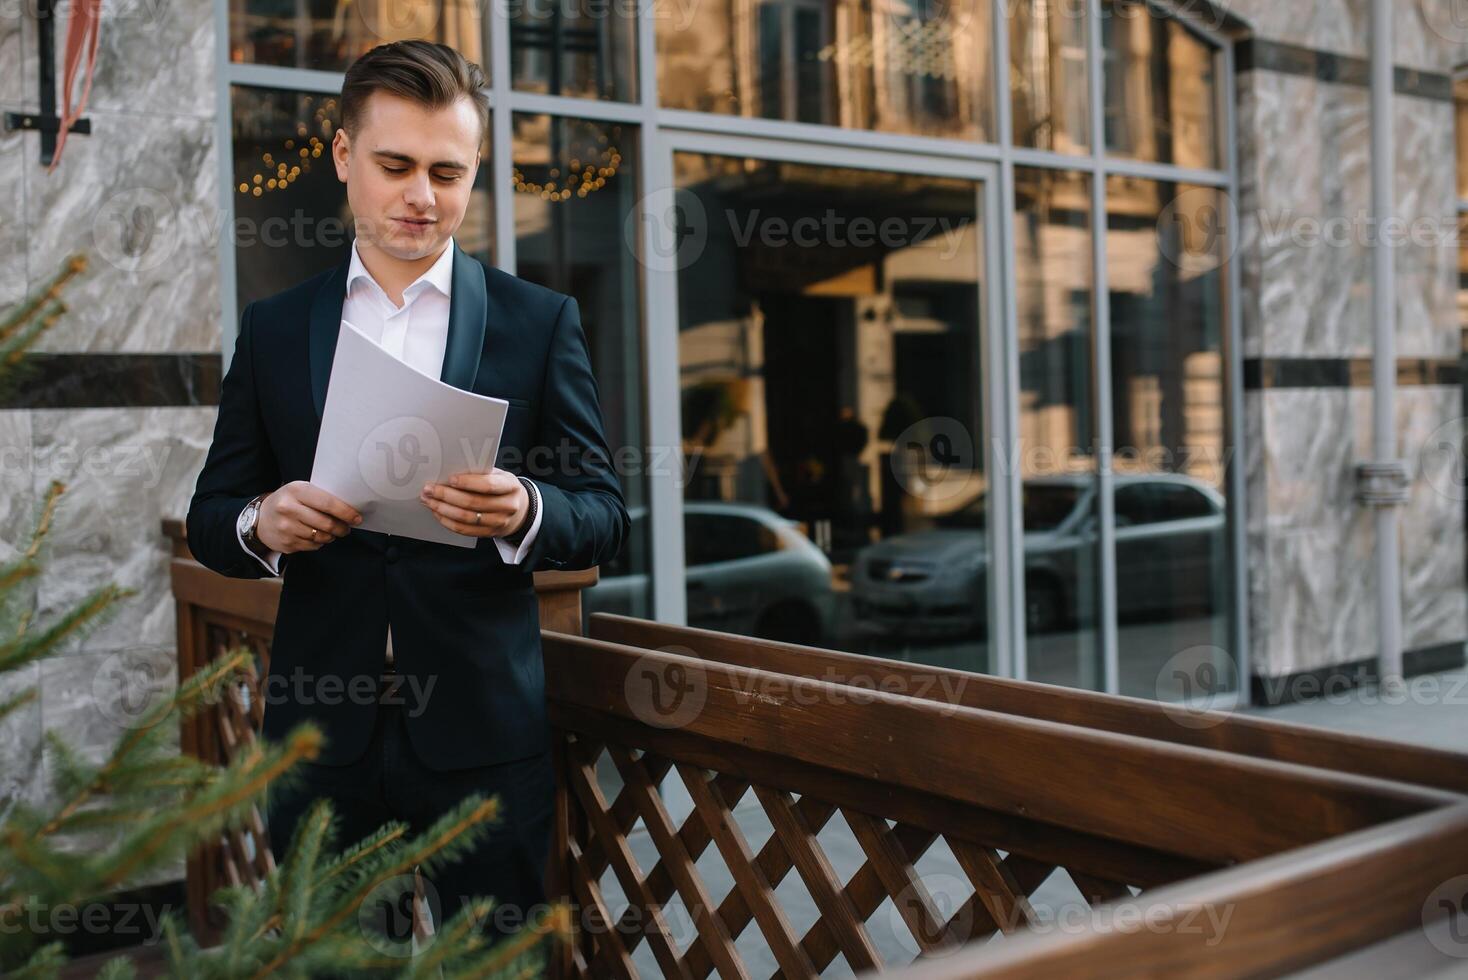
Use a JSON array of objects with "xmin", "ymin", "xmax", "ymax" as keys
[{"xmin": 2, "ymin": 0, "xmax": 92, "ymax": 165}]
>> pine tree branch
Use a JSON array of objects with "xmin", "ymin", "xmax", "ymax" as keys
[
  {"xmin": 248, "ymin": 821, "xmax": 412, "ymax": 944},
  {"xmin": 247, "ymin": 797, "xmax": 500, "ymax": 980},
  {"xmin": 0, "ymin": 687, "xmax": 38, "ymax": 726},
  {"xmin": 36, "ymin": 651, "xmax": 250, "ymax": 840},
  {"xmin": 97, "ymin": 727, "xmax": 322, "ymax": 891},
  {"xmin": 0, "ymin": 582, "xmax": 130, "ymax": 677},
  {"xmin": 0, "ymin": 255, "xmax": 85, "ymax": 350},
  {"xmin": 7, "ymin": 940, "xmax": 66, "ymax": 979}
]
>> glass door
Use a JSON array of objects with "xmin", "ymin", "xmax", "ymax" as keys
[{"xmin": 642, "ymin": 133, "xmax": 1010, "ymax": 678}]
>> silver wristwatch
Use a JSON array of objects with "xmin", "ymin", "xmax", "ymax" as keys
[{"xmin": 237, "ymin": 492, "xmax": 271, "ymax": 560}]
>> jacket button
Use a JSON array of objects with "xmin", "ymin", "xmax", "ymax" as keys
[{"xmin": 385, "ymin": 545, "xmax": 400, "ymax": 563}]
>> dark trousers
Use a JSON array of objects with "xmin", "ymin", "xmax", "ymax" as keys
[{"xmin": 265, "ymin": 698, "xmax": 556, "ymax": 952}]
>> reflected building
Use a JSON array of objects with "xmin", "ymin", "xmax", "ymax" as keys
[{"xmin": 13, "ymin": 0, "xmax": 1457, "ymax": 748}]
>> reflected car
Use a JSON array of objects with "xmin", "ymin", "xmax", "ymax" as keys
[
  {"xmin": 850, "ymin": 474, "xmax": 1227, "ymax": 638},
  {"xmin": 584, "ymin": 501, "xmax": 836, "ymax": 645}
]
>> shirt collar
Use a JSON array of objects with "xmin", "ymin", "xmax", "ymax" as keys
[{"xmin": 347, "ymin": 236, "xmax": 456, "ymax": 303}]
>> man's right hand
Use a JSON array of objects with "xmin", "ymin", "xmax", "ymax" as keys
[{"xmin": 257, "ymin": 481, "xmax": 364, "ymax": 554}]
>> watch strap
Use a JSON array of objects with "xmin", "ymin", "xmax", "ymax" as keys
[
  {"xmin": 502, "ymin": 477, "xmax": 537, "ymax": 546},
  {"xmin": 241, "ymin": 492, "xmax": 272, "ymax": 561}
]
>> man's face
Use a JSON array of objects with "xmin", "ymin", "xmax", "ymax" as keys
[{"xmin": 332, "ymin": 90, "xmax": 482, "ymax": 260}]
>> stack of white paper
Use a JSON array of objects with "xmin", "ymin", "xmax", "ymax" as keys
[{"xmin": 308, "ymin": 319, "xmax": 509, "ymax": 548}]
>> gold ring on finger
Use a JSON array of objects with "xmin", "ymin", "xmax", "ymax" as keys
[{"xmin": 474, "ymin": 511, "xmax": 481, "ymax": 525}]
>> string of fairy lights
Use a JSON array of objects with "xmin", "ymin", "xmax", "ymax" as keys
[
  {"xmin": 236, "ymin": 98, "xmax": 334, "ymax": 197},
  {"xmin": 237, "ymin": 97, "xmax": 623, "ymax": 204},
  {"xmin": 510, "ymin": 141, "xmax": 621, "ymax": 202}
]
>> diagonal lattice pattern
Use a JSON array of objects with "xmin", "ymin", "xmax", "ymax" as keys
[{"xmin": 560, "ymin": 733, "xmax": 1133, "ymax": 978}]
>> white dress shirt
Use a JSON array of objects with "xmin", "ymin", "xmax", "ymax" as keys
[{"xmin": 237, "ymin": 236, "xmax": 543, "ymax": 577}]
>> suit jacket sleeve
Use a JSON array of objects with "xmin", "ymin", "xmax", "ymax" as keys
[
  {"xmin": 186, "ymin": 301, "xmax": 285, "ymax": 579},
  {"xmin": 512, "ymin": 295, "xmax": 630, "ymax": 572}
]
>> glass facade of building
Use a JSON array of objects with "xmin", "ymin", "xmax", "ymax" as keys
[{"xmin": 219, "ymin": 0, "xmax": 1241, "ymax": 705}]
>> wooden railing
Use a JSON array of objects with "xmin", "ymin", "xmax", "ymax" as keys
[
  {"xmin": 164, "ymin": 519, "xmax": 1468, "ymax": 977},
  {"xmin": 163, "ymin": 518, "xmax": 595, "ymax": 944}
]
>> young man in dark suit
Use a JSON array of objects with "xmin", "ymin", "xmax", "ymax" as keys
[{"xmin": 186, "ymin": 39, "xmax": 628, "ymax": 944}]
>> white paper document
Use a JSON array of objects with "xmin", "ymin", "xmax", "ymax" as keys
[{"xmin": 309, "ymin": 319, "xmax": 509, "ymax": 548}]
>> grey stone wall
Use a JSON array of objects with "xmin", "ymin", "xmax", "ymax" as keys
[
  {"xmin": 0, "ymin": 0, "xmax": 222, "ymax": 885},
  {"xmin": 1222, "ymin": 0, "xmax": 1468, "ymax": 682}
]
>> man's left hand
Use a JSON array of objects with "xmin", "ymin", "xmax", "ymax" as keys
[{"xmin": 420, "ymin": 468, "xmax": 528, "ymax": 538}]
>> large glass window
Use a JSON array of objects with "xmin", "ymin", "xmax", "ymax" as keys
[
  {"xmin": 1105, "ymin": 176, "xmax": 1232, "ymax": 699},
  {"xmin": 672, "ymin": 153, "xmax": 990, "ymax": 668},
  {"xmin": 1101, "ymin": 0, "xmax": 1218, "ymax": 169},
  {"xmin": 229, "ymin": 0, "xmax": 486, "ymax": 72},
  {"xmin": 1010, "ymin": 0, "xmax": 1090, "ymax": 153},
  {"xmin": 1014, "ymin": 166, "xmax": 1103, "ymax": 688},
  {"xmin": 1455, "ymin": 75, "xmax": 1468, "ymax": 623},
  {"xmin": 218, "ymin": 0, "xmax": 1239, "ymax": 701},
  {"xmin": 230, "ymin": 86, "xmax": 494, "ymax": 315},
  {"xmin": 510, "ymin": 0, "xmax": 638, "ymax": 100},
  {"xmin": 511, "ymin": 114, "xmax": 652, "ymax": 622},
  {"xmin": 1457, "ymin": 76, "xmax": 1468, "ymax": 201},
  {"xmin": 657, "ymin": 0, "xmax": 993, "ymax": 140}
]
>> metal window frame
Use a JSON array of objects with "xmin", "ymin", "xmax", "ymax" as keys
[{"xmin": 213, "ymin": 0, "xmax": 1243, "ymax": 703}]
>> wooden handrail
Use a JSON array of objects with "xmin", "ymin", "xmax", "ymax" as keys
[
  {"xmin": 894, "ymin": 803, "xmax": 1468, "ymax": 978},
  {"xmin": 164, "ymin": 519, "xmax": 1468, "ymax": 977},
  {"xmin": 588, "ymin": 613, "xmax": 1468, "ymax": 796},
  {"xmin": 543, "ymin": 632, "xmax": 1453, "ymax": 866}
]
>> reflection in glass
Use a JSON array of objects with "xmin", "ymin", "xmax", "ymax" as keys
[
  {"xmin": 1457, "ymin": 77, "xmax": 1468, "ymax": 202},
  {"xmin": 232, "ymin": 89, "xmax": 348, "ymax": 313},
  {"xmin": 1105, "ymin": 176, "xmax": 1232, "ymax": 702},
  {"xmin": 1010, "ymin": 0, "xmax": 1090, "ymax": 153},
  {"xmin": 1460, "ymin": 231, "xmax": 1468, "ymax": 598},
  {"xmin": 230, "ymin": 0, "xmax": 485, "ymax": 73},
  {"xmin": 512, "ymin": 115, "xmax": 650, "ymax": 623},
  {"xmin": 672, "ymin": 153, "xmax": 989, "ymax": 672},
  {"xmin": 1459, "ymin": 81, "xmax": 1468, "ymax": 587},
  {"xmin": 1101, "ymin": 0, "xmax": 1217, "ymax": 169},
  {"xmin": 1014, "ymin": 167, "xmax": 1102, "ymax": 688},
  {"xmin": 658, "ymin": 0, "xmax": 992, "ymax": 140},
  {"xmin": 511, "ymin": 0, "xmax": 638, "ymax": 100},
  {"xmin": 231, "ymin": 87, "xmax": 494, "ymax": 317}
]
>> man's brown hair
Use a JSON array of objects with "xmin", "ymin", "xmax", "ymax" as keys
[{"xmin": 341, "ymin": 41, "xmax": 489, "ymax": 143}]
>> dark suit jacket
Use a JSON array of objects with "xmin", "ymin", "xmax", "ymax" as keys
[{"xmin": 186, "ymin": 241, "xmax": 629, "ymax": 769}]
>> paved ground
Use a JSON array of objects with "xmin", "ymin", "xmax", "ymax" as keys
[
  {"xmin": 584, "ymin": 658, "xmax": 1468, "ymax": 976},
  {"xmin": 1244, "ymin": 668, "xmax": 1468, "ymax": 754}
]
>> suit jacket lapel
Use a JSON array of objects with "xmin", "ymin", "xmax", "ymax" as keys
[
  {"xmin": 308, "ymin": 240, "xmax": 489, "ymax": 421},
  {"xmin": 440, "ymin": 240, "xmax": 487, "ymax": 392},
  {"xmin": 307, "ymin": 259, "xmax": 349, "ymax": 420}
]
